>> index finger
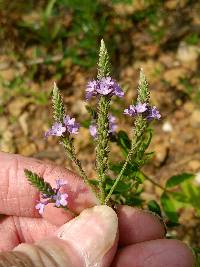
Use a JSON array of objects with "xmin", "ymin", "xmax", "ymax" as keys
[{"xmin": 0, "ymin": 152, "xmax": 97, "ymax": 218}]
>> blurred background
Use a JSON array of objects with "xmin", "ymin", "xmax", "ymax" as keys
[{"xmin": 0, "ymin": 0, "xmax": 200, "ymax": 250}]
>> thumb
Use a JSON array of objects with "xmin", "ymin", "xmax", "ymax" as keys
[{"xmin": 0, "ymin": 206, "xmax": 118, "ymax": 267}]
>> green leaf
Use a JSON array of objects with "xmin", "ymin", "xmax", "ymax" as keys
[
  {"xmin": 181, "ymin": 181, "xmax": 200, "ymax": 216},
  {"xmin": 105, "ymin": 179, "xmax": 130, "ymax": 193},
  {"xmin": 148, "ymin": 200, "xmax": 162, "ymax": 217},
  {"xmin": 161, "ymin": 193, "xmax": 179, "ymax": 223},
  {"xmin": 85, "ymin": 105, "xmax": 97, "ymax": 119},
  {"xmin": 165, "ymin": 173, "xmax": 194, "ymax": 188},
  {"xmin": 88, "ymin": 179, "xmax": 99, "ymax": 186},
  {"xmin": 24, "ymin": 169, "xmax": 54, "ymax": 196},
  {"xmin": 116, "ymin": 130, "xmax": 131, "ymax": 155}
]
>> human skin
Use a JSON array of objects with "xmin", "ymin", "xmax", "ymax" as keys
[{"xmin": 0, "ymin": 152, "xmax": 194, "ymax": 267}]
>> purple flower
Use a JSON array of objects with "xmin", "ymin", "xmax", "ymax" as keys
[
  {"xmin": 86, "ymin": 77, "xmax": 124, "ymax": 99},
  {"xmin": 53, "ymin": 191, "xmax": 68, "ymax": 207},
  {"xmin": 113, "ymin": 82, "xmax": 124, "ymax": 98},
  {"xmin": 124, "ymin": 103, "xmax": 147, "ymax": 117},
  {"xmin": 89, "ymin": 114, "xmax": 117, "ymax": 139},
  {"xmin": 64, "ymin": 115, "xmax": 80, "ymax": 134},
  {"xmin": 96, "ymin": 77, "xmax": 115, "ymax": 95},
  {"xmin": 135, "ymin": 103, "xmax": 147, "ymax": 113},
  {"xmin": 45, "ymin": 122, "xmax": 66, "ymax": 137},
  {"xmin": 89, "ymin": 124, "xmax": 97, "ymax": 138},
  {"xmin": 147, "ymin": 106, "xmax": 161, "ymax": 121},
  {"xmin": 55, "ymin": 179, "xmax": 68, "ymax": 190},
  {"xmin": 124, "ymin": 105, "xmax": 137, "ymax": 116},
  {"xmin": 108, "ymin": 114, "xmax": 117, "ymax": 133},
  {"xmin": 35, "ymin": 178, "xmax": 69, "ymax": 214},
  {"xmin": 86, "ymin": 80, "xmax": 98, "ymax": 100},
  {"xmin": 124, "ymin": 102, "xmax": 161, "ymax": 121},
  {"xmin": 35, "ymin": 201, "xmax": 48, "ymax": 215}
]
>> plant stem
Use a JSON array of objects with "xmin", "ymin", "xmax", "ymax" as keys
[
  {"xmin": 96, "ymin": 96, "xmax": 111, "ymax": 204},
  {"xmin": 105, "ymin": 137, "xmax": 141, "ymax": 204},
  {"xmin": 141, "ymin": 172, "xmax": 171, "ymax": 193},
  {"xmin": 61, "ymin": 137, "xmax": 98, "ymax": 198},
  {"xmin": 105, "ymin": 116, "xmax": 147, "ymax": 205}
]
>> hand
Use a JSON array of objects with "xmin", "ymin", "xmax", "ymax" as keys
[{"xmin": 0, "ymin": 152, "xmax": 194, "ymax": 267}]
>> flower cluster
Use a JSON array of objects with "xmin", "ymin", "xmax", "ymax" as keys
[
  {"xmin": 89, "ymin": 114, "xmax": 117, "ymax": 139},
  {"xmin": 35, "ymin": 179, "xmax": 68, "ymax": 214},
  {"xmin": 86, "ymin": 77, "xmax": 124, "ymax": 100},
  {"xmin": 124, "ymin": 102, "xmax": 161, "ymax": 121},
  {"xmin": 45, "ymin": 115, "xmax": 80, "ymax": 137}
]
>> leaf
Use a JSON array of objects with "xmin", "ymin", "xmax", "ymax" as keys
[
  {"xmin": 148, "ymin": 200, "xmax": 162, "ymax": 217},
  {"xmin": 181, "ymin": 181, "xmax": 200, "ymax": 216},
  {"xmin": 88, "ymin": 179, "xmax": 99, "ymax": 186},
  {"xmin": 85, "ymin": 105, "xmax": 97, "ymax": 119},
  {"xmin": 24, "ymin": 169, "xmax": 54, "ymax": 196},
  {"xmin": 116, "ymin": 130, "xmax": 131, "ymax": 155},
  {"xmin": 105, "ymin": 179, "xmax": 130, "ymax": 193},
  {"xmin": 165, "ymin": 173, "xmax": 194, "ymax": 188},
  {"xmin": 161, "ymin": 193, "xmax": 179, "ymax": 223}
]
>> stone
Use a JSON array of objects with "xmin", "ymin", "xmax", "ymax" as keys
[
  {"xmin": 0, "ymin": 130, "xmax": 16, "ymax": 153},
  {"xmin": 188, "ymin": 160, "xmax": 200, "ymax": 172},
  {"xmin": 177, "ymin": 42, "xmax": 199, "ymax": 63},
  {"xmin": 154, "ymin": 144, "xmax": 169, "ymax": 166},
  {"xmin": 163, "ymin": 68, "xmax": 188, "ymax": 86},
  {"xmin": 8, "ymin": 97, "xmax": 30, "ymax": 117},
  {"xmin": 190, "ymin": 110, "xmax": 200, "ymax": 128},
  {"xmin": 0, "ymin": 116, "xmax": 8, "ymax": 132},
  {"xmin": 19, "ymin": 112, "xmax": 29, "ymax": 135},
  {"xmin": 162, "ymin": 121, "xmax": 173, "ymax": 133}
]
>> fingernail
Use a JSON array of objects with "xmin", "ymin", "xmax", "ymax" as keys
[{"xmin": 57, "ymin": 205, "xmax": 118, "ymax": 266}]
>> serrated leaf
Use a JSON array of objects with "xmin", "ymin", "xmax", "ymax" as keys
[
  {"xmin": 165, "ymin": 173, "xmax": 194, "ymax": 188},
  {"xmin": 24, "ymin": 169, "xmax": 54, "ymax": 196}
]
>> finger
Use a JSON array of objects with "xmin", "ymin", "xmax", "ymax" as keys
[
  {"xmin": 0, "ymin": 216, "xmax": 58, "ymax": 251},
  {"xmin": 0, "ymin": 152, "xmax": 97, "ymax": 220},
  {"xmin": 112, "ymin": 239, "xmax": 194, "ymax": 267},
  {"xmin": 117, "ymin": 205, "xmax": 166, "ymax": 246},
  {"xmin": 1, "ymin": 206, "xmax": 118, "ymax": 267}
]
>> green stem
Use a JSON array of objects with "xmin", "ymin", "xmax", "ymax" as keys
[
  {"xmin": 141, "ymin": 172, "xmax": 171, "ymax": 193},
  {"xmin": 61, "ymin": 137, "xmax": 98, "ymax": 198},
  {"xmin": 96, "ymin": 96, "xmax": 111, "ymax": 204},
  {"xmin": 105, "ymin": 138, "xmax": 140, "ymax": 204}
]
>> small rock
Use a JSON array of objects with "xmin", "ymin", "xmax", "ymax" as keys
[
  {"xmin": 188, "ymin": 160, "xmax": 200, "ymax": 172},
  {"xmin": 183, "ymin": 102, "xmax": 195, "ymax": 113},
  {"xmin": 0, "ymin": 116, "xmax": 8, "ymax": 132},
  {"xmin": 162, "ymin": 121, "xmax": 173, "ymax": 133},
  {"xmin": 19, "ymin": 112, "xmax": 29, "ymax": 135},
  {"xmin": 155, "ymin": 144, "xmax": 169, "ymax": 166},
  {"xmin": 8, "ymin": 97, "xmax": 31, "ymax": 117},
  {"xmin": 163, "ymin": 67, "xmax": 187, "ymax": 86},
  {"xmin": 0, "ymin": 130, "xmax": 16, "ymax": 153},
  {"xmin": 165, "ymin": 0, "xmax": 187, "ymax": 9},
  {"xmin": 177, "ymin": 42, "xmax": 199, "ymax": 64},
  {"xmin": 71, "ymin": 100, "xmax": 87, "ymax": 115},
  {"xmin": 16, "ymin": 139, "xmax": 37, "ymax": 156},
  {"xmin": 190, "ymin": 110, "xmax": 200, "ymax": 128}
]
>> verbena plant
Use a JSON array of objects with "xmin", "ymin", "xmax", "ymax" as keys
[
  {"xmin": 24, "ymin": 40, "xmax": 200, "ymax": 263},
  {"xmin": 25, "ymin": 41, "xmax": 200, "ymax": 247},
  {"xmin": 25, "ymin": 39, "xmax": 160, "ymax": 209}
]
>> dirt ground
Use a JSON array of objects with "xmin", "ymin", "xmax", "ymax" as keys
[{"xmin": 0, "ymin": 0, "xmax": 200, "ymax": 247}]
